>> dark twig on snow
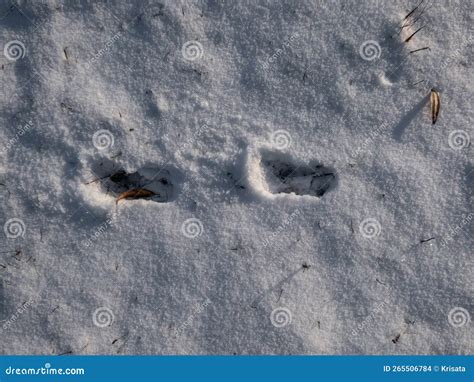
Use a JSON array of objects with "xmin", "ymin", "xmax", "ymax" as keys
[
  {"xmin": 403, "ymin": 0, "xmax": 424, "ymax": 22},
  {"xmin": 404, "ymin": 25, "xmax": 425, "ymax": 43},
  {"xmin": 409, "ymin": 46, "xmax": 430, "ymax": 54},
  {"xmin": 420, "ymin": 237, "xmax": 435, "ymax": 244}
]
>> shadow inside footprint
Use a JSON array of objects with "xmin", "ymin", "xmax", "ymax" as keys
[
  {"xmin": 89, "ymin": 159, "xmax": 178, "ymax": 202},
  {"xmin": 260, "ymin": 151, "xmax": 337, "ymax": 197}
]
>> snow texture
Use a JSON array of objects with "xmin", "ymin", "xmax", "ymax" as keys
[{"xmin": 0, "ymin": 0, "xmax": 472, "ymax": 355}]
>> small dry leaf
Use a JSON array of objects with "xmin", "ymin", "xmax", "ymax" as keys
[
  {"xmin": 430, "ymin": 88, "xmax": 440, "ymax": 124},
  {"xmin": 116, "ymin": 188, "xmax": 156, "ymax": 204}
]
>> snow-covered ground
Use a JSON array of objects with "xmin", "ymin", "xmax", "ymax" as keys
[{"xmin": 0, "ymin": 0, "xmax": 472, "ymax": 355}]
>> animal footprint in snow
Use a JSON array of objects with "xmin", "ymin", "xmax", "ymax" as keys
[
  {"xmin": 248, "ymin": 149, "xmax": 337, "ymax": 198},
  {"xmin": 87, "ymin": 159, "xmax": 178, "ymax": 203},
  {"xmin": 107, "ymin": 168, "xmax": 173, "ymax": 203}
]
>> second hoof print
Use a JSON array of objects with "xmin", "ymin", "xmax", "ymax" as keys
[{"xmin": 252, "ymin": 149, "xmax": 338, "ymax": 198}]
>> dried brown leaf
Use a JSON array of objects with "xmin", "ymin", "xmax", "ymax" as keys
[
  {"xmin": 430, "ymin": 89, "xmax": 440, "ymax": 124},
  {"xmin": 116, "ymin": 188, "xmax": 156, "ymax": 204}
]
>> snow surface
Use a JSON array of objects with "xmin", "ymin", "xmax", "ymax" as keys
[{"xmin": 0, "ymin": 0, "xmax": 472, "ymax": 355}]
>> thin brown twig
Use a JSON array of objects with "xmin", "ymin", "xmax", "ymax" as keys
[
  {"xmin": 404, "ymin": 25, "xmax": 425, "ymax": 42},
  {"xmin": 409, "ymin": 46, "xmax": 430, "ymax": 54},
  {"xmin": 403, "ymin": 0, "xmax": 424, "ymax": 21}
]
